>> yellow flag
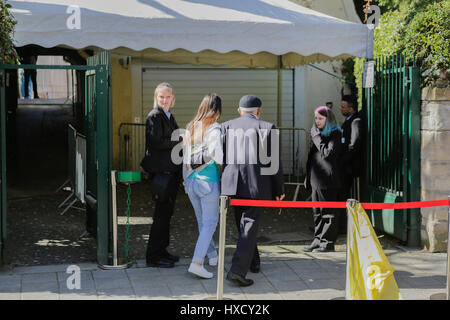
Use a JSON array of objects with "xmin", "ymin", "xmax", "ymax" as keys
[{"xmin": 345, "ymin": 201, "xmax": 401, "ymax": 300}]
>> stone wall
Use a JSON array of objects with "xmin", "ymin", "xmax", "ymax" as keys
[{"xmin": 420, "ymin": 87, "xmax": 450, "ymax": 252}]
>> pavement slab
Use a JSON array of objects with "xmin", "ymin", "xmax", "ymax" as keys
[{"xmin": 0, "ymin": 247, "xmax": 448, "ymax": 300}]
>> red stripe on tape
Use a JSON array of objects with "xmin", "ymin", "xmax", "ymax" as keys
[
  {"xmin": 230, "ymin": 199, "xmax": 346, "ymax": 208},
  {"xmin": 361, "ymin": 199, "xmax": 450, "ymax": 210},
  {"xmin": 229, "ymin": 198, "xmax": 450, "ymax": 210}
]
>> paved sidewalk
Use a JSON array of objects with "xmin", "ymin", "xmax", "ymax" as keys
[{"xmin": 0, "ymin": 245, "xmax": 447, "ymax": 300}]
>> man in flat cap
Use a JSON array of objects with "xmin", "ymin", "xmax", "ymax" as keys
[{"xmin": 221, "ymin": 95, "xmax": 285, "ymax": 286}]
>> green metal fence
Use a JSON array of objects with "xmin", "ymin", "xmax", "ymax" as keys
[
  {"xmin": 0, "ymin": 56, "xmax": 112, "ymax": 265},
  {"xmin": 86, "ymin": 51, "xmax": 113, "ymax": 266},
  {"xmin": 0, "ymin": 69, "xmax": 6, "ymax": 265},
  {"xmin": 363, "ymin": 54, "xmax": 421, "ymax": 246}
]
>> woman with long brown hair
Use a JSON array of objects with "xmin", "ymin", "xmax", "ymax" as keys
[{"xmin": 183, "ymin": 93, "xmax": 223, "ymax": 279}]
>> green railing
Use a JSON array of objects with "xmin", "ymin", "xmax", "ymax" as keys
[{"xmin": 364, "ymin": 54, "xmax": 421, "ymax": 246}]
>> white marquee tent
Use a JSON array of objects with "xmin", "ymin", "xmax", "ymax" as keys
[
  {"xmin": 9, "ymin": 0, "xmax": 374, "ymax": 174},
  {"xmin": 10, "ymin": 0, "xmax": 373, "ymax": 65}
]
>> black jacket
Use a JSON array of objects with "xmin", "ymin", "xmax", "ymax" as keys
[
  {"xmin": 341, "ymin": 112, "xmax": 364, "ymax": 177},
  {"xmin": 221, "ymin": 114, "xmax": 285, "ymax": 200},
  {"xmin": 306, "ymin": 129, "xmax": 342, "ymax": 190},
  {"xmin": 140, "ymin": 107, "xmax": 182, "ymax": 175}
]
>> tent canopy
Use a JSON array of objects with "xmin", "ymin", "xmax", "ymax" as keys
[{"xmin": 10, "ymin": 0, "xmax": 373, "ymax": 67}]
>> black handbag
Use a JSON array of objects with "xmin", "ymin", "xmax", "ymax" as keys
[
  {"xmin": 150, "ymin": 172, "xmax": 176, "ymax": 202},
  {"xmin": 189, "ymin": 144, "xmax": 212, "ymax": 170}
]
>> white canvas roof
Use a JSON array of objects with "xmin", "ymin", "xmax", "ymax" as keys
[{"xmin": 10, "ymin": 0, "xmax": 373, "ymax": 64}]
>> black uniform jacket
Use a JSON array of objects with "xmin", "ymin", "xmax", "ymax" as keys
[
  {"xmin": 140, "ymin": 106, "xmax": 182, "ymax": 175},
  {"xmin": 340, "ymin": 111, "xmax": 364, "ymax": 177},
  {"xmin": 306, "ymin": 129, "xmax": 342, "ymax": 190}
]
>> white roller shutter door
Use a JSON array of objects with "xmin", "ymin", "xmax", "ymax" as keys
[{"xmin": 140, "ymin": 67, "xmax": 296, "ymax": 175}]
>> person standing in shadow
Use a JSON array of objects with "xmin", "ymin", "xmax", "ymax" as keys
[
  {"xmin": 337, "ymin": 95, "xmax": 364, "ymax": 234},
  {"xmin": 21, "ymin": 55, "xmax": 39, "ymax": 99}
]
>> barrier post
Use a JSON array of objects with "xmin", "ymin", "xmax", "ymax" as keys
[
  {"xmin": 98, "ymin": 171, "xmax": 131, "ymax": 270},
  {"xmin": 447, "ymin": 195, "xmax": 450, "ymax": 300},
  {"xmin": 111, "ymin": 170, "xmax": 118, "ymax": 266},
  {"xmin": 216, "ymin": 195, "xmax": 229, "ymax": 300},
  {"xmin": 345, "ymin": 198, "xmax": 358, "ymax": 300}
]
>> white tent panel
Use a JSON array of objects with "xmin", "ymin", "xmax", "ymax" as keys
[{"xmin": 10, "ymin": 0, "xmax": 373, "ymax": 62}]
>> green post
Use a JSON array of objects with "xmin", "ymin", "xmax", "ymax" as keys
[
  {"xmin": 95, "ymin": 65, "xmax": 111, "ymax": 266},
  {"xmin": 0, "ymin": 69, "xmax": 6, "ymax": 265}
]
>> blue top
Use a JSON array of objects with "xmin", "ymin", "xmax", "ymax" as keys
[{"xmin": 188, "ymin": 161, "xmax": 220, "ymax": 182}]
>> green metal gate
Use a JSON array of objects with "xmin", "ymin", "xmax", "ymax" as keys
[
  {"xmin": 0, "ymin": 69, "xmax": 7, "ymax": 265},
  {"xmin": 0, "ymin": 53, "xmax": 112, "ymax": 265},
  {"xmin": 86, "ymin": 51, "xmax": 113, "ymax": 266},
  {"xmin": 363, "ymin": 54, "xmax": 421, "ymax": 247}
]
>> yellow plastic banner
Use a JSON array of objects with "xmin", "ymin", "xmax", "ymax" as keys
[{"xmin": 345, "ymin": 201, "xmax": 401, "ymax": 300}]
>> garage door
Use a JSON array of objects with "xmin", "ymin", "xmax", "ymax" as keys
[{"xmin": 139, "ymin": 67, "xmax": 296, "ymax": 174}]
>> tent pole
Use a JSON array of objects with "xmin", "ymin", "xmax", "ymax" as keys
[{"xmin": 277, "ymin": 56, "xmax": 282, "ymax": 127}]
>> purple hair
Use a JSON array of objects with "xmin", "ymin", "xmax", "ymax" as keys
[{"xmin": 313, "ymin": 106, "xmax": 341, "ymax": 137}]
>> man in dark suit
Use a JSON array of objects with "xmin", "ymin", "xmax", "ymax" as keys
[
  {"xmin": 338, "ymin": 95, "xmax": 364, "ymax": 233},
  {"xmin": 221, "ymin": 95, "xmax": 285, "ymax": 287}
]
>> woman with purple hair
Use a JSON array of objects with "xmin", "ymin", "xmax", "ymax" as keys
[{"xmin": 304, "ymin": 106, "xmax": 342, "ymax": 253}]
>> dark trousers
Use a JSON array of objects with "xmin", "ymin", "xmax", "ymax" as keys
[
  {"xmin": 234, "ymin": 206, "xmax": 260, "ymax": 268},
  {"xmin": 146, "ymin": 184, "xmax": 179, "ymax": 262},
  {"xmin": 231, "ymin": 205, "xmax": 261, "ymax": 277},
  {"xmin": 311, "ymin": 188, "xmax": 339, "ymax": 249},
  {"xmin": 24, "ymin": 69, "xmax": 38, "ymax": 98}
]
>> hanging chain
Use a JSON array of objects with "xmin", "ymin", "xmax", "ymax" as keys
[{"xmin": 124, "ymin": 183, "xmax": 132, "ymax": 263}]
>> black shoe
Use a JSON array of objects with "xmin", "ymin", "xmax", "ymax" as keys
[
  {"xmin": 249, "ymin": 264, "xmax": 260, "ymax": 273},
  {"xmin": 303, "ymin": 243, "xmax": 320, "ymax": 252},
  {"xmin": 226, "ymin": 272, "xmax": 254, "ymax": 287},
  {"xmin": 162, "ymin": 252, "xmax": 180, "ymax": 263},
  {"xmin": 146, "ymin": 258, "xmax": 175, "ymax": 268},
  {"xmin": 312, "ymin": 246, "xmax": 335, "ymax": 253}
]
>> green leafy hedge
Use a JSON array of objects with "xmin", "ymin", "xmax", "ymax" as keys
[
  {"xmin": 401, "ymin": 1, "xmax": 449, "ymax": 86},
  {"xmin": 354, "ymin": 0, "xmax": 449, "ymax": 92},
  {"xmin": 0, "ymin": 0, "xmax": 18, "ymax": 64}
]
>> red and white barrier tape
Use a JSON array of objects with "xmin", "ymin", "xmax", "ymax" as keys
[{"xmin": 229, "ymin": 198, "xmax": 450, "ymax": 210}]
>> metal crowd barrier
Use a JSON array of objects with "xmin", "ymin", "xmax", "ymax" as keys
[
  {"xmin": 56, "ymin": 124, "xmax": 86, "ymax": 215},
  {"xmin": 118, "ymin": 123, "xmax": 146, "ymax": 172},
  {"xmin": 118, "ymin": 123, "xmax": 308, "ymax": 185}
]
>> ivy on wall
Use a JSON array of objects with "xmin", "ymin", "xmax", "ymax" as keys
[{"xmin": 0, "ymin": 0, "xmax": 18, "ymax": 64}]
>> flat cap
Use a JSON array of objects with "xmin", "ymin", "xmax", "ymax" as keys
[{"xmin": 239, "ymin": 95, "xmax": 262, "ymax": 109}]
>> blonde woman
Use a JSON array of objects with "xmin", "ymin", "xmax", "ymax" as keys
[
  {"xmin": 183, "ymin": 93, "xmax": 223, "ymax": 279},
  {"xmin": 141, "ymin": 82, "xmax": 182, "ymax": 268}
]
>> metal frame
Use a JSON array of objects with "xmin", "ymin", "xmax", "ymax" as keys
[
  {"xmin": 0, "ymin": 69, "xmax": 6, "ymax": 265},
  {"xmin": 0, "ymin": 62, "xmax": 111, "ymax": 266},
  {"xmin": 447, "ymin": 196, "xmax": 450, "ymax": 300}
]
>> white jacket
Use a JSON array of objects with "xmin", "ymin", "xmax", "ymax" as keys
[{"xmin": 182, "ymin": 122, "xmax": 223, "ymax": 181}]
